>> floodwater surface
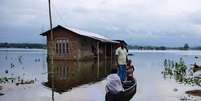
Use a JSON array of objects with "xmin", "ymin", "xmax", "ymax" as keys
[{"xmin": 0, "ymin": 49, "xmax": 201, "ymax": 101}]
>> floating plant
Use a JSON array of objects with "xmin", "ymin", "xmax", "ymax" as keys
[
  {"xmin": 10, "ymin": 63, "xmax": 15, "ymax": 68},
  {"xmin": 0, "ymin": 77, "xmax": 15, "ymax": 84},
  {"xmin": 34, "ymin": 58, "xmax": 40, "ymax": 62},
  {"xmin": 162, "ymin": 58, "xmax": 201, "ymax": 86},
  {"xmin": 18, "ymin": 56, "xmax": 23, "ymax": 64},
  {"xmin": 5, "ymin": 70, "xmax": 8, "ymax": 74}
]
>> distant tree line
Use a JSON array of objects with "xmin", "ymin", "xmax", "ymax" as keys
[
  {"xmin": 0, "ymin": 43, "xmax": 46, "ymax": 49},
  {"xmin": 0, "ymin": 42, "xmax": 200, "ymax": 50},
  {"xmin": 128, "ymin": 45, "xmax": 167, "ymax": 50},
  {"xmin": 128, "ymin": 43, "xmax": 201, "ymax": 50}
]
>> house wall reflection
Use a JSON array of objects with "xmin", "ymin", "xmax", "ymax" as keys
[{"xmin": 45, "ymin": 59, "xmax": 115, "ymax": 93}]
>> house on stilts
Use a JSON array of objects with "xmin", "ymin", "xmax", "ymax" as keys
[{"xmin": 40, "ymin": 25, "xmax": 119, "ymax": 60}]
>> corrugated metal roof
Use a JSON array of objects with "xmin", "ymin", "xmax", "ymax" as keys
[{"xmin": 41, "ymin": 25, "xmax": 118, "ymax": 43}]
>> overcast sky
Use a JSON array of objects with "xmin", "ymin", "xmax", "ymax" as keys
[{"xmin": 0, "ymin": 0, "xmax": 201, "ymax": 46}]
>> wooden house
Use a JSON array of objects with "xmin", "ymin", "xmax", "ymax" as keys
[{"xmin": 41, "ymin": 25, "xmax": 119, "ymax": 60}]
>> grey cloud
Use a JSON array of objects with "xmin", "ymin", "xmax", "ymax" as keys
[{"xmin": 1, "ymin": 0, "xmax": 201, "ymax": 46}]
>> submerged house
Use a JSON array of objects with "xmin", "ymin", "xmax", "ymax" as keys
[{"xmin": 41, "ymin": 25, "xmax": 119, "ymax": 60}]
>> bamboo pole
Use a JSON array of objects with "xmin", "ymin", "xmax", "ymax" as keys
[{"xmin": 48, "ymin": 0, "xmax": 54, "ymax": 101}]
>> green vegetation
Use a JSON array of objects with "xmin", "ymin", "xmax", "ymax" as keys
[
  {"xmin": 128, "ymin": 45, "xmax": 167, "ymax": 50},
  {"xmin": 1, "ymin": 42, "xmax": 201, "ymax": 50},
  {"xmin": 0, "ymin": 43, "xmax": 46, "ymax": 49},
  {"xmin": 162, "ymin": 58, "xmax": 201, "ymax": 86},
  {"xmin": 0, "ymin": 76, "xmax": 15, "ymax": 84},
  {"xmin": 128, "ymin": 44, "xmax": 201, "ymax": 50},
  {"xmin": 183, "ymin": 43, "xmax": 189, "ymax": 50}
]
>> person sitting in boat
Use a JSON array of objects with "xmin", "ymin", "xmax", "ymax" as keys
[
  {"xmin": 127, "ymin": 59, "xmax": 135, "ymax": 81},
  {"xmin": 105, "ymin": 68, "xmax": 124, "ymax": 94}
]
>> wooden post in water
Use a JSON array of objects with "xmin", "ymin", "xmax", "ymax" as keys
[
  {"xmin": 105, "ymin": 43, "xmax": 107, "ymax": 59},
  {"xmin": 97, "ymin": 41, "xmax": 100, "ymax": 79},
  {"xmin": 48, "ymin": 0, "xmax": 54, "ymax": 101},
  {"xmin": 111, "ymin": 44, "xmax": 113, "ymax": 67},
  {"xmin": 104, "ymin": 43, "xmax": 107, "ymax": 75}
]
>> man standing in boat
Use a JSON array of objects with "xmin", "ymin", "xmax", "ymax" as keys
[{"xmin": 115, "ymin": 42, "xmax": 128, "ymax": 81}]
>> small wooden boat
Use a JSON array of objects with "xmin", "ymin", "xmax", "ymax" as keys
[{"xmin": 105, "ymin": 78, "xmax": 137, "ymax": 101}]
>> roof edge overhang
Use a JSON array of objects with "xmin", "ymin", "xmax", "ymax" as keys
[{"xmin": 40, "ymin": 25, "xmax": 119, "ymax": 44}]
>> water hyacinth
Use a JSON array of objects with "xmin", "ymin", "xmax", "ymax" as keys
[
  {"xmin": 0, "ymin": 77, "xmax": 15, "ymax": 84},
  {"xmin": 162, "ymin": 58, "xmax": 201, "ymax": 86}
]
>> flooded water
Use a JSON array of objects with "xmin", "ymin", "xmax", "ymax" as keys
[
  {"xmin": 0, "ymin": 49, "xmax": 201, "ymax": 101},
  {"xmin": 44, "ymin": 59, "xmax": 114, "ymax": 93}
]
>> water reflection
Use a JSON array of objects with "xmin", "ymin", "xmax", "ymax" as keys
[{"xmin": 44, "ymin": 59, "xmax": 114, "ymax": 93}]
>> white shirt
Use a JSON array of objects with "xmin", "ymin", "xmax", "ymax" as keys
[
  {"xmin": 115, "ymin": 47, "xmax": 128, "ymax": 65},
  {"xmin": 105, "ymin": 74, "xmax": 124, "ymax": 94}
]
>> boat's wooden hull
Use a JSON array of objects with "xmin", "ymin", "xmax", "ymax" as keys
[{"xmin": 105, "ymin": 79, "xmax": 137, "ymax": 101}]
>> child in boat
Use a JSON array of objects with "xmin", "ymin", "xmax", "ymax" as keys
[
  {"xmin": 127, "ymin": 59, "xmax": 135, "ymax": 80},
  {"xmin": 105, "ymin": 68, "xmax": 124, "ymax": 94}
]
